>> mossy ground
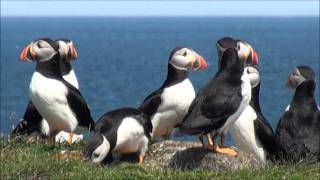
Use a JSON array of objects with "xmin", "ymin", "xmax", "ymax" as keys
[{"xmin": 1, "ymin": 137, "xmax": 319, "ymax": 179}]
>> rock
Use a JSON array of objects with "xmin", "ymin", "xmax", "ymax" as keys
[{"xmin": 143, "ymin": 140, "xmax": 262, "ymax": 170}]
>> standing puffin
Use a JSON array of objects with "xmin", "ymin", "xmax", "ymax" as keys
[
  {"xmin": 11, "ymin": 39, "xmax": 80, "ymax": 140},
  {"xmin": 229, "ymin": 66, "xmax": 277, "ymax": 163},
  {"xmin": 138, "ymin": 47, "xmax": 207, "ymax": 139},
  {"xmin": 210, "ymin": 37, "xmax": 260, "ymax": 147},
  {"xmin": 19, "ymin": 38, "xmax": 94, "ymax": 143},
  {"xmin": 175, "ymin": 44, "xmax": 258, "ymax": 156},
  {"xmin": 83, "ymin": 108, "xmax": 151, "ymax": 165},
  {"xmin": 190, "ymin": 37, "xmax": 259, "ymax": 149},
  {"xmin": 275, "ymin": 66, "xmax": 320, "ymax": 161}
]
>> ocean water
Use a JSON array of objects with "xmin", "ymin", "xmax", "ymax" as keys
[{"xmin": 1, "ymin": 17, "xmax": 319, "ymax": 144}]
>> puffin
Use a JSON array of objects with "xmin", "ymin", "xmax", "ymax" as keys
[
  {"xmin": 11, "ymin": 39, "xmax": 79, "ymax": 140},
  {"xmin": 19, "ymin": 38, "xmax": 94, "ymax": 143},
  {"xmin": 175, "ymin": 44, "xmax": 258, "ymax": 156},
  {"xmin": 189, "ymin": 37, "xmax": 259, "ymax": 149},
  {"xmin": 83, "ymin": 108, "xmax": 151, "ymax": 165},
  {"xmin": 275, "ymin": 65, "xmax": 320, "ymax": 161},
  {"xmin": 229, "ymin": 65, "xmax": 277, "ymax": 163},
  {"xmin": 138, "ymin": 47, "xmax": 207, "ymax": 139}
]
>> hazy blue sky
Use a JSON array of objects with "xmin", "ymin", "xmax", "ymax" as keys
[{"xmin": 1, "ymin": 1, "xmax": 319, "ymax": 17}]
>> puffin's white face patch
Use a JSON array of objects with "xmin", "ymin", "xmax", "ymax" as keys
[
  {"xmin": 237, "ymin": 42, "xmax": 251, "ymax": 61},
  {"xmin": 57, "ymin": 41, "xmax": 69, "ymax": 59},
  {"xmin": 32, "ymin": 40, "xmax": 57, "ymax": 62},
  {"xmin": 245, "ymin": 66, "xmax": 260, "ymax": 88},
  {"xmin": 289, "ymin": 68, "xmax": 306, "ymax": 89},
  {"xmin": 92, "ymin": 135, "xmax": 110, "ymax": 163},
  {"xmin": 170, "ymin": 48, "xmax": 195, "ymax": 70}
]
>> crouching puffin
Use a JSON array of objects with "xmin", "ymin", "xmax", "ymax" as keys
[
  {"xmin": 275, "ymin": 66, "xmax": 320, "ymax": 161},
  {"xmin": 229, "ymin": 66, "xmax": 277, "ymax": 163},
  {"xmin": 19, "ymin": 38, "xmax": 94, "ymax": 143},
  {"xmin": 138, "ymin": 47, "xmax": 207, "ymax": 139},
  {"xmin": 83, "ymin": 108, "xmax": 151, "ymax": 165},
  {"xmin": 12, "ymin": 39, "xmax": 80, "ymax": 138},
  {"xmin": 175, "ymin": 44, "xmax": 258, "ymax": 156}
]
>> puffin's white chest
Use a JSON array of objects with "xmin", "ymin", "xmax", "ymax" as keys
[
  {"xmin": 62, "ymin": 69, "xmax": 79, "ymax": 89},
  {"xmin": 113, "ymin": 117, "xmax": 148, "ymax": 153},
  {"xmin": 219, "ymin": 71, "xmax": 252, "ymax": 134},
  {"xmin": 230, "ymin": 105, "xmax": 266, "ymax": 163},
  {"xmin": 152, "ymin": 79, "xmax": 195, "ymax": 138},
  {"xmin": 29, "ymin": 72, "xmax": 78, "ymax": 134}
]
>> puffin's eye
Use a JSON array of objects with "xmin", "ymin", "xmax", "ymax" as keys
[
  {"xmin": 247, "ymin": 68, "xmax": 250, "ymax": 74},
  {"xmin": 93, "ymin": 153, "xmax": 99, "ymax": 158},
  {"xmin": 37, "ymin": 42, "xmax": 42, "ymax": 48},
  {"xmin": 237, "ymin": 44, "xmax": 241, "ymax": 50},
  {"xmin": 183, "ymin": 51, "xmax": 187, "ymax": 56}
]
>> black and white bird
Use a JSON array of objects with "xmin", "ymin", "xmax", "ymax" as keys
[
  {"xmin": 138, "ymin": 47, "xmax": 207, "ymax": 139},
  {"xmin": 176, "ymin": 44, "xmax": 258, "ymax": 156},
  {"xmin": 11, "ymin": 39, "xmax": 80, "ymax": 143},
  {"xmin": 275, "ymin": 66, "xmax": 320, "ymax": 161},
  {"xmin": 190, "ymin": 37, "xmax": 259, "ymax": 149},
  {"xmin": 229, "ymin": 66, "xmax": 277, "ymax": 163},
  {"xmin": 83, "ymin": 108, "xmax": 151, "ymax": 165},
  {"xmin": 18, "ymin": 38, "xmax": 94, "ymax": 143}
]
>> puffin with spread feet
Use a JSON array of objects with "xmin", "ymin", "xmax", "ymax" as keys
[
  {"xmin": 275, "ymin": 66, "xmax": 320, "ymax": 161},
  {"xmin": 83, "ymin": 108, "xmax": 151, "ymax": 165},
  {"xmin": 229, "ymin": 65, "xmax": 277, "ymax": 163},
  {"xmin": 138, "ymin": 47, "xmax": 207, "ymax": 139},
  {"xmin": 183, "ymin": 37, "xmax": 259, "ymax": 150},
  {"xmin": 175, "ymin": 39, "xmax": 258, "ymax": 156},
  {"xmin": 19, "ymin": 38, "xmax": 94, "ymax": 143},
  {"xmin": 12, "ymin": 39, "xmax": 80, "ymax": 140}
]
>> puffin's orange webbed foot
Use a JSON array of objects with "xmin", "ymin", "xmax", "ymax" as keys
[
  {"xmin": 139, "ymin": 155, "xmax": 145, "ymax": 164},
  {"xmin": 214, "ymin": 146, "xmax": 238, "ymax": 156},
  {"xmin": 67, "ymin": 133, "xmax": 74, "ymax": 144}
]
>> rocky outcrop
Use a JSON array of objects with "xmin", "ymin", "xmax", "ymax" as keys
[{"xmin": 142, "ymin": 140, "xmax": 262, "ymax": 170}]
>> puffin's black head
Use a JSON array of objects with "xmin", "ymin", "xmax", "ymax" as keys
[
  {"xmin": 168, "ymin": 47, "xmax": 208, "ymax": 71},
  {"xmin": 245, "ymin": 65, "xmax": 260, "ymax": 88},
  {"xmin": 55, "ymin": 39, "xmax": 78, "ymax": 61},
  {"xmin": 216, "ymin": 37, "xmax": 237, "ymax": 60},
  {"xmin": 219, "ymin": 48, "xmax": 240, "ymax": 70},
  {"xmin": 287, "ymin": 65, "xmax": 316, "ymax": 89},
  {"xmin": 19, "ymin": 38, "xmax": 59, "ymax": 63},
  {"xmin": 235, "ymin": 39, "xmax": 259, "ymax": 66},
  {"xmin": 216, "ymin": 37, "xmax": 259, "ymax": 67},
  {"xmin": 83, "ymin": 133, "xmax": 111, "ymax": 165}
]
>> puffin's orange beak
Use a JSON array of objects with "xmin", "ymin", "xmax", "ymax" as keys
[
  {"xmin": 19, "ymin": 45, "xmax": 31, "ymax": 61},
  {"xmin": 69, "ymin": 44, "xmax": 78, "ymax": 60},
  {"xmin": 251, "ymin": 48, "xmax": 259, "ymax": 65},
  {"xmin": 192, "ymin": 52, "xmax": 208, "ymax": 70}
]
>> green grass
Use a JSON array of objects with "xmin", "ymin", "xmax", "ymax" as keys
[{"xmin": 1, "ymin": 137, "xmax": 319, "ymax": 179}]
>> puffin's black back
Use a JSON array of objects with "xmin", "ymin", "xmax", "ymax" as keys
[
  {"xmin": 250, "ymin": 83, "xmax": 277, "ymax": 159},
  {"xmin": 178, "ymin": 48, "xmax": 244, "ymax": 135},
  {"xmin": 95, "ymin": 108, "xmax": 151, "ymax": 150},
  {"xmin": 275, "ymin": 80, "xmax": 320, "ymax": 161}
]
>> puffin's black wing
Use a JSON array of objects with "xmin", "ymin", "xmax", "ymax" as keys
[
  {"xmin": 138, "ymin": 89, "xmax": 163, "ymax": 119},
  {"xmin": 276, "ymin": 81, "xmax": 320, "ymax": 160},
  {"xmin": 62, "ymin": 79, "xmax": 95, "ymax": 131},
  {"xmin": 254, "ymin": 115, "xmax": 277, "ymax": 157},
  {"xmin": 11, "ymin": 100, "xmax": 43, "ymax": 136},
  {"xmin": 275, "ymin": 111, "xmax": 302, "ymax": 158},
  {"xmin": 179, "ymin": 80, "xmax": 242, "ymax": 134}
]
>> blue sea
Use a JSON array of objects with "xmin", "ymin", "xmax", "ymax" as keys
[{"xmin": 1, "ymin": 17, "xmax": 319, "ymax": 144}]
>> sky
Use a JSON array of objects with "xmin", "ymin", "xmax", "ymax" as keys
[{"xmin": 1, "ymin": 1, "xmax": 319, "ymax": 17}]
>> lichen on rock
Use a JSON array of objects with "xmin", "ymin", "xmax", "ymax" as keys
[{"xmin": 143, "ymin": 140, "xmax": 262, "ymax": 170}]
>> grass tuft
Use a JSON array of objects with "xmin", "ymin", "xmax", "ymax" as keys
[{"xmin": 1, "ymin": 137, "xmax": 319, "ymax": 179}]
